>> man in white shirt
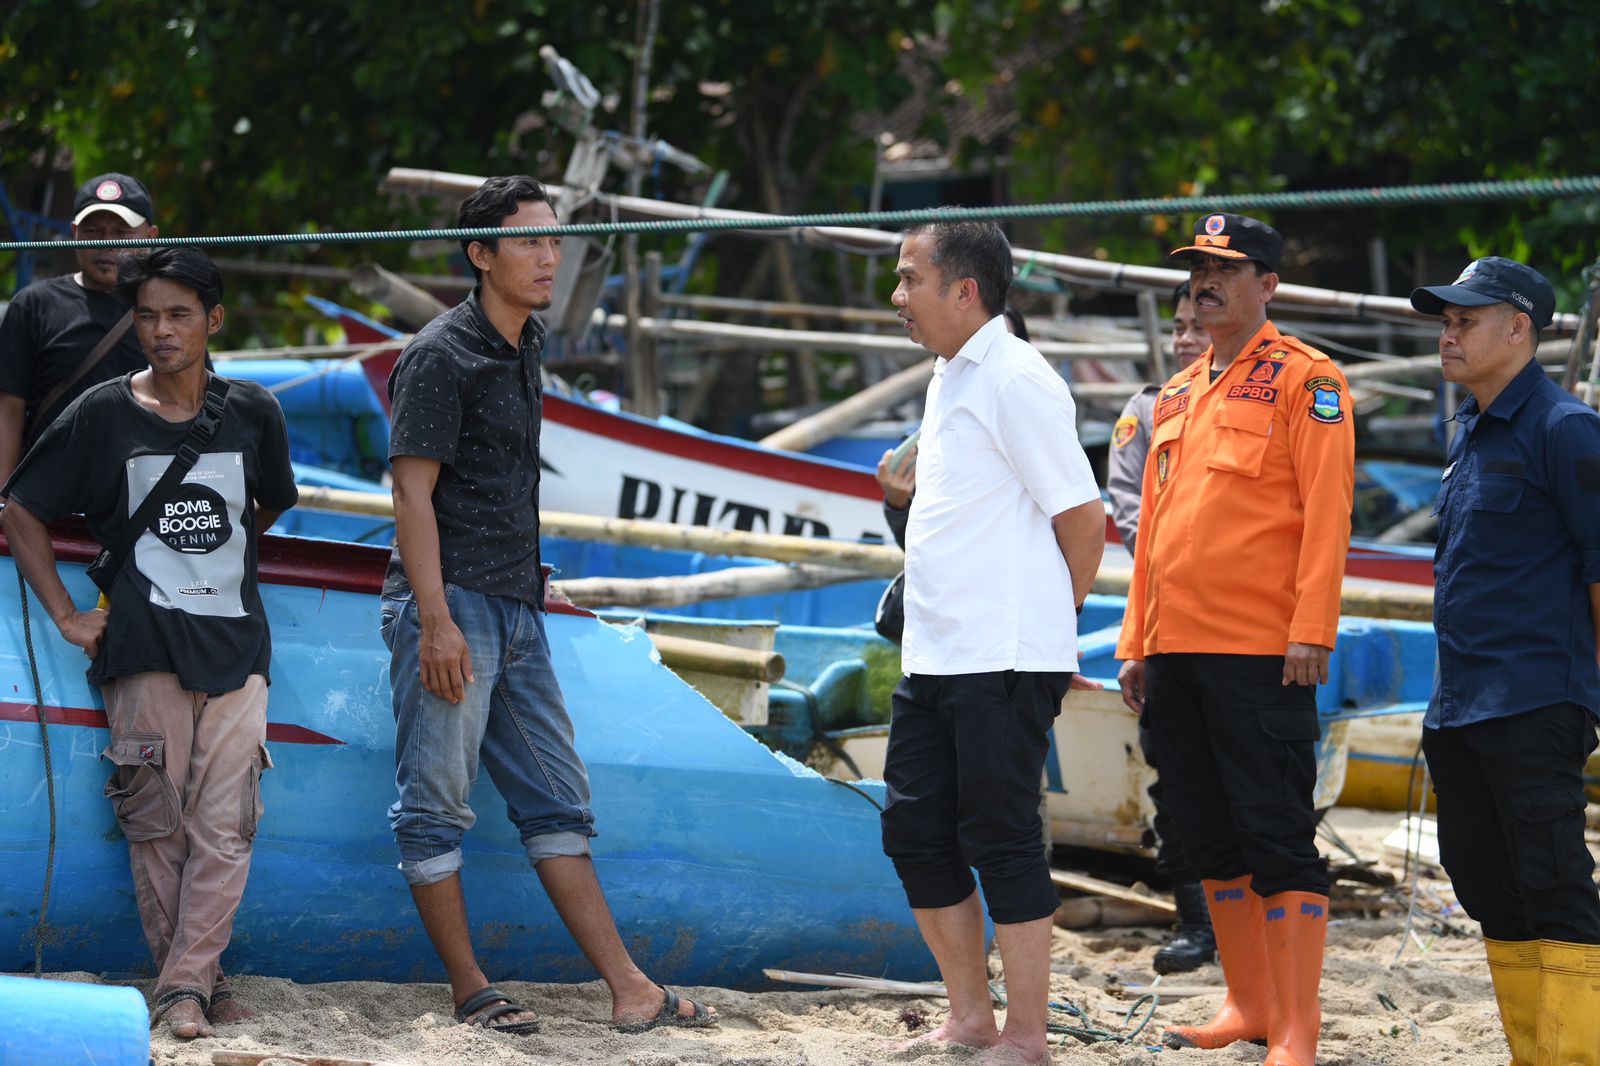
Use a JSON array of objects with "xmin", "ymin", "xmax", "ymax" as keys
[{"xmin": 882, "ymin": 220, "xmax": 1105, "ymax": 1065}]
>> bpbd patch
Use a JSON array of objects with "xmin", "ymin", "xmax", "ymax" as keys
[
  {"xmin": 1156, "ymin": 448, "xmax": 1171, "ymax": 485},
  {"xmin": 1226, "ymin": 383, "xmax": 1279, "ymax": 406}
]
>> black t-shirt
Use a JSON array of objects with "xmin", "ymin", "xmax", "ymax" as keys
[
  {"xmin": 0, "ymin": 274, "xmax": 148, "ymax": 434},
  {"xmin": 5, "ymin": 373, "xmax": 299, "ymax": 694},
  {"xmin": 384, "ymin": 290, "xmax": 546, "ymax": 605}
]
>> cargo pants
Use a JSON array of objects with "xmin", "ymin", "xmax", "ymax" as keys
[{"xmin": 101, "ymin": 672, "xmax": 270, "ymax": 1007}]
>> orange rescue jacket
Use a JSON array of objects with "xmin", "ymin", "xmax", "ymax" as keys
[{"xmin": 1115, "ymin": 320, "xmax": 1355, "ymax": 659}]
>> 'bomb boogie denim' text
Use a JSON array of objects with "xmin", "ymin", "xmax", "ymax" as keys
[{"xmin": 381, "ymin": 583, "xmax": 595, "ymax": 886}]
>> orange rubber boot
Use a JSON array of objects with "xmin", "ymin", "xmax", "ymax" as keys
[
  {"xmin": 1262, "ymin": 891, "xmax": 1328, "ymax": 1066},
  {"xmin": 1163, "ymin": 876, "xmax": 1273, "ymax": 1049}
]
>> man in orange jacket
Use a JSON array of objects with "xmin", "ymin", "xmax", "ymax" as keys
[{"xmin": 1115, "ymin": 214, "xmax": 1354, "ymax": 1066}]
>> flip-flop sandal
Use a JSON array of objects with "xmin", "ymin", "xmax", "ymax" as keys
[
  {"xmin": 613, "ymin": 986, "xmax": 718, "ymax": 1034},
  {"xmin": 454, "ymin": 985, "xmax": 542, "ymax": 1035}
]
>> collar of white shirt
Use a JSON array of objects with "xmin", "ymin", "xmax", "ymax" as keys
[{"xmin": 937, "ymin": 314, "xmax": 1008, "ymax": 371}]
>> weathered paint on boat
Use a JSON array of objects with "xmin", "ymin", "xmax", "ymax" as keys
[{"xmin": 0, "ymin": 525, "xmax": 935, "ymax": 988}]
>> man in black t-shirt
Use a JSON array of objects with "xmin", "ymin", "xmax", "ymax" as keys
[
  {"xmin": 2, "ymin": 248, "xmax": 296, "ymax": 1041},
  {"xmin": 0, "ymin": 173, "xmax": 160, "ymax": 489},
  {"xmin": 382, "ymin": 175, "xmax": 713, "ymax": 1036}
]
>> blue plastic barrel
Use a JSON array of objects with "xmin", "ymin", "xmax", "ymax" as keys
[{"xmin": 0, "ymin": 974, "xmax": 149, "ymax": 1066}]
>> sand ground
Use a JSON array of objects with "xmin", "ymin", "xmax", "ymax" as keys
[{"xmin": 42, "ymin": 808, "xmax": 1567, "ymax": 1065}]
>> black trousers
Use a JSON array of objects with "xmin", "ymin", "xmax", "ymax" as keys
[
  {"xmin": 1144, "ymin": 653, "xmax": 1328, "ymax": 896},
  {"xmin": 1139, "ymin": 717, "xmax": 1200, "ymax": 884},
  {"xmin": 1422, "ymin": 702, "xmax": 1600, "ymax": 944},
  {"xmin": 880, "ymin": 670, "xmax": 1071, "ymax": 925}
]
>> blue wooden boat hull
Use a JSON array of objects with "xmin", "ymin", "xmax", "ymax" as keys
[{"xmin": 0, "ymin": 531, "xmax": 933, "ymax": 988}]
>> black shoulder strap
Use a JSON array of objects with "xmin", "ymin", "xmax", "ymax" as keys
[
  {"xmin": 25, "ymin": 310, "xmax": 135, "ymax": 448},
  {"xmin": 102, "ymin": 376, "xmax": 232, "ymax": 584}
]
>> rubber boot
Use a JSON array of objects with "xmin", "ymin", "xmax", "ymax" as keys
[
  {"xmin": 1261, "ymin": 891, "xmax": 1328, "ymax": 1066},
  {"xmin": 1536, "ymin": 939, "xmax": 1600, "ymax": 1066},
  {"xmin": 1483, "ymin": 938, "xmax": 1540, "ymax": 1065},
  {"xmin": 1163, "ymin": 876, "xmax": 1271, "ymax": 1049},
  {"xmin": 1154, "ymin": 880, "xmax": 1218, "ymax": 975}
]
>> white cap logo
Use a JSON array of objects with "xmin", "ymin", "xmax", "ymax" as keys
[
  {"xmin": 1453, "ymin": 260, "xmax": 1479, "ymax": 285},
  {"xmin": 96, "ymin": 180, "xmax": 123, "ymax": 202}
]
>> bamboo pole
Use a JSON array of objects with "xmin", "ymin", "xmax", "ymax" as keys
[
  {"xmin": 757, "ymin": 359, "xmax": 934, "ymax": 453},
  {"xmin": 1050, "ymin": 870, "xmax": 1176, "ymax": 913},
  {"xmin": 348, "ymin": 263, "xmax": 449, "ymax": 329},
  {"xmin": 539, "ymin": 511, "xmax": 908, "ymax": 576},
  {"xmin": 553, "ymin": 563, "xmax": 868, "ymax": 609},
  {"xmin": 384, "ymin": 168, "xmax": 1584, "ymax": 332},
  {"xmin": 598, "ymin": 313, "xmax": 1147, "ymax": 362},
  {"xmin": 291, "ymin": 487, "xmax": 1437, "ymax": 618},
  {"xmin": 648, "ymin": 631, "xmax": 784, "ymax": 683},
  {"xmin": 1054, "ymin": 896, "xmax": 1173, "ymax": 929},
  {"xmin": 763, "ymin": 969, "xmax": 951, "ymax": 997}
]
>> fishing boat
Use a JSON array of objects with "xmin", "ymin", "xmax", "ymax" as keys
[{"xmin": 0, "ymin": 524, "xmax": 936, "ymax": 988}]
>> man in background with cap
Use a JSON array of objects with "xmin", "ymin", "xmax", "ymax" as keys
[
  {"xmin": 1115, "ymin": 214, "xmax": 1354, "ymax": 1066},
  {"xmin": 0, "ymin": 173, "xmax": 159, "ymax": 490},
  {"xmin": 1412, "ymin": 257, "xmax": 1600, "ymax": 1065}
]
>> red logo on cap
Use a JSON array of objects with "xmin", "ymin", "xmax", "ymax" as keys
[
  {"xmin": 96, "ymin": 180, "xmax": 124, "ymax": 202},
  {"xmin": 1204, "ymin": 214, "xmax": 1226, "ymax": 235}
]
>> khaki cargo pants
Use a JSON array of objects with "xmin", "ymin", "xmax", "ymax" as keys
[{"xmin": 101, "ymin": 672, "xmax": 270, "ymax": 1006}]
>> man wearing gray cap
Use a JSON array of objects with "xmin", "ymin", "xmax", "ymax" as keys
[
  {"xmin": 0, "ymin": 173, "xmax": 159, "ymax": 489},
  {"xmin": 1412, "ymin": 257, "xmax": 1600, "ymax": 1066}
]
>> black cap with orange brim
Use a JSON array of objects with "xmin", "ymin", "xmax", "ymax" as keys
[{"xmin": 1168, "ymin": 213, "xmax": 1283, "ymax": 273}]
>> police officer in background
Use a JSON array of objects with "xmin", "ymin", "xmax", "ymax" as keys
[
  {"xmin": 1412, "ymin": 258, "xmax": 1600, "ymax": 1066},
  {"xmin": 1107, "ymin": 282, "xmax": 1210, "ymax": 553},
  {"xmin": 1105, "ymin": 281, "xmax": 1217, "ymax": 974},
  {"xmin": 1116, "ymin": 214, "xmax": 1354, "ymax": 1066},
  {"xmin": 0, "ymin": 173, "xmax": 159, "ymax": 489}
]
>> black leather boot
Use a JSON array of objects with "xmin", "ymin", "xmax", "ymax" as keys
[{"xmin": 1154, "ymin": 881, "xmax": 1217, "ymax": 974}]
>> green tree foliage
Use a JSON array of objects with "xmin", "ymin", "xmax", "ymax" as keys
[{"xmin": 937, "ymin": 0, "xmax": 1600, "ymax": 295}]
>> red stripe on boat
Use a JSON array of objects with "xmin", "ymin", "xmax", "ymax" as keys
[{"xmin": 0, "ymin": 702, "xmax": 346, "ymax": 745}]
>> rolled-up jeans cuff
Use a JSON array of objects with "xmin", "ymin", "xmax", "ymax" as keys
[
  {"xmin": 526, "ymin": 830, "xmax": 593, "ymax": 866},
  {"xmin": 398, "ymin": 848, "xmax": 463, "ymax": 887}
]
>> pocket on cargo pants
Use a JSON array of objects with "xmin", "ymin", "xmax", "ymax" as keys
[
  {"xmin": 102, "ymin": 732, "xmax": 180, "ymax": 841},
  {"xmin": 241, "ymin": 743, "xmax": 274, "ymax": 840}
]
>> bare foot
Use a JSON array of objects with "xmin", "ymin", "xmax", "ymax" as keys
[
  {"xmin": 206, "ymin": 994, "xmax": 257, "ymax": 1025},
  {"xmin": 164, "ymin": 998, "xmax": 216, "ymax": 1040},
  {"xmin": 893, "ymin": 1017, "xmax": 1001, "ymax": 1052},
  {"xmin": 977, "ymin": 1036, "xmax": 1050, "ymax": 1065},
  {"xmin": 611, "ymin": 983, "xmax": 716, "ymax": 1028}
]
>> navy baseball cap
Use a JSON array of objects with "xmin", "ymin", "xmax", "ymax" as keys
[
  {"xmin": 1410, "ymin": 256, "xmax": 1555, "ymax": 330},
  {"xmin": 1168, "ymin": 213, "xmax": 1284, "ymax": 273},
  {"xmin": 72, "ymin": 173, "xmax": 153, "ymax": 228}
]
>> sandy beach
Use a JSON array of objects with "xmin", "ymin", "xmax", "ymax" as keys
[{"xmin": 24, "ymin": 809, "xmax": 1535, "ymax": 1066}]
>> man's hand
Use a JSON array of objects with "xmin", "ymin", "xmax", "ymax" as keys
[
  {"xmin": 58, "ymin": 607, "xmax": 109, "ymax": 658},
  {"xmin": 1117, "ymin": 659, "xmax": 1146, "ymax": 714},
  {"xmin": 1282, "ymin": 642, "xmax": 1330, "ymax": 687},
  {"xmin": 419, "ymin": 615, "xmax": 475, "ymax": 704},
  {"xmin": 1069, "ymin": 673, "xmax": 1104, "ymax": 693},
  {"xmin": 875, "ymin": 445, "xmax": 917, "ymax": 509}
]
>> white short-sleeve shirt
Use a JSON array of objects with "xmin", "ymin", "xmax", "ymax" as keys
[{"xmin": 901, "ymin": 315, "xmax": 1101, "ymax": 675}]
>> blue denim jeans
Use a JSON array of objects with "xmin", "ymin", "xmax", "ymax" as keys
[{"xmin": 381, "ymin": 583, "xmax": 595, "ymax": 886}]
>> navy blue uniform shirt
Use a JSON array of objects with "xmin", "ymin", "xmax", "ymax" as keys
[{"xmin": 1429, "ymin": 357, "xmax": 1600, "ymax": 728}]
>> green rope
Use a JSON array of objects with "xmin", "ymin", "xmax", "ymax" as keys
[
  {"xmin": 5, "ymin": 175, "xmax": 1599, "ymax": 252},
  {"xmin": 989, "ymin": 985, "xmax": 1162, "ymax": 1047},
  {"xmin": 1047, "ymin": 994, "xmax": 1161, "ymax": 1047}
]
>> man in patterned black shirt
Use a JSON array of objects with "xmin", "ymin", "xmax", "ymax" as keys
[{"xmin": 381, "ymin": 175, "xmax": 714, "ymax": 1035}]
